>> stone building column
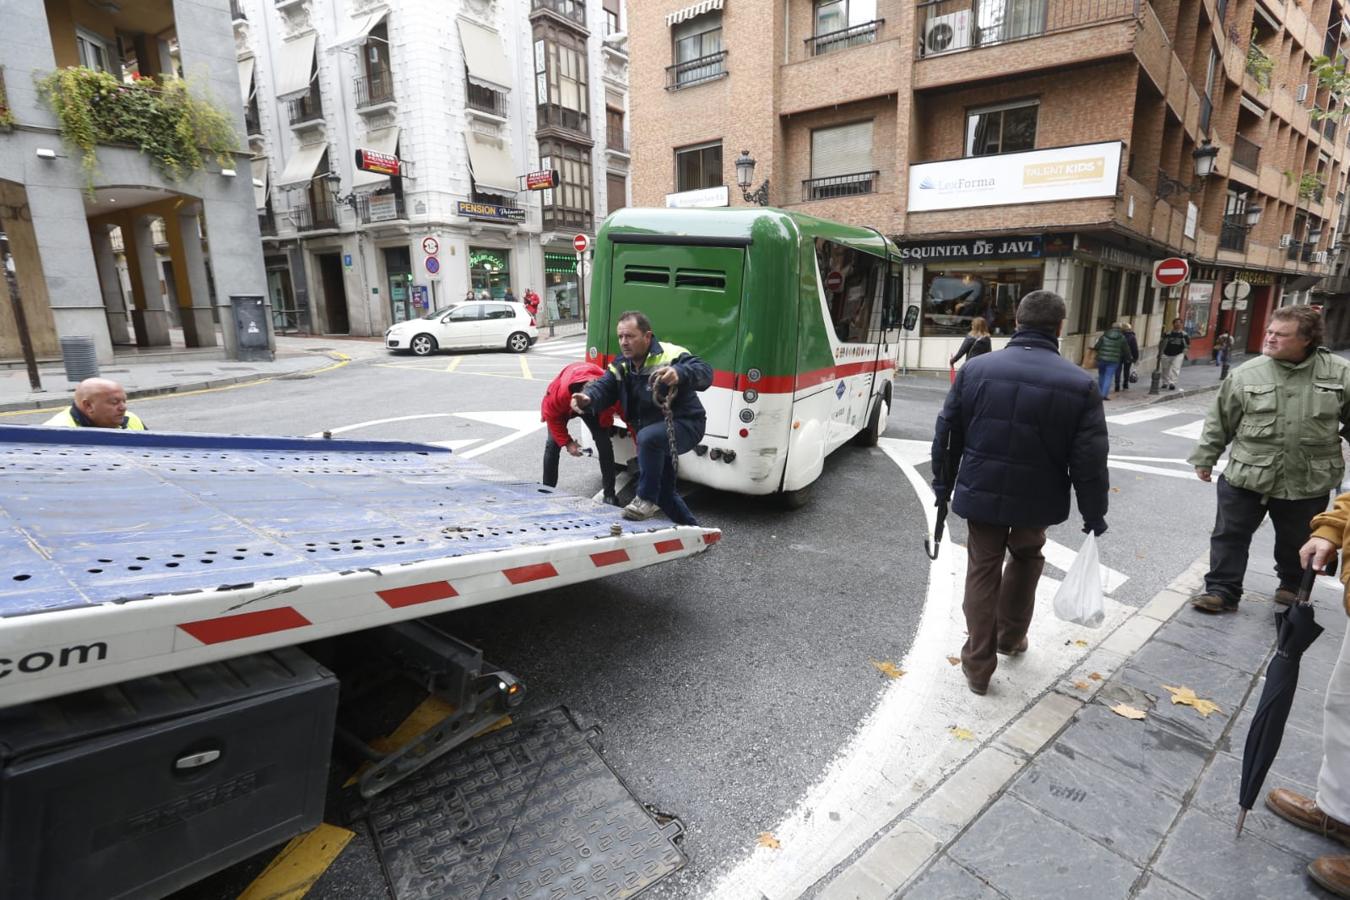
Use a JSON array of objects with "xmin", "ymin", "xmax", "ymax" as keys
[
  {"xmin": 129, "ymin": 215, "xmax": 170, "ymax": 347},
  {"xmin": 173, "ymin": 204, "xmax": 218, "ymax": 348},
  {"xmin": 88, "ymin": 225, "xmax": 131, "ymax": 345}
]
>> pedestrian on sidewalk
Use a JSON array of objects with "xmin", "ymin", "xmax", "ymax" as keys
[
  {"xmin": 540, "ymin": 362, "xmax": 619, "ymax": 505},
  {"xmin": 949, "ymin": 317, "xmax": 992, "ymax": 368},
  {"xmin": 523, "ymin": 288, "xmax": 541, "ymax": 318},
  {"xmin": 1215, "ymin": 330, "xmax": 1234, "ymax": 369},
  {"xmin": 43, "ymin": 378, "xmax": 147, "ymax": 430},
  {"xmin": 1266, "ymin": 497, "xmax": 1350, "ymax": 897},
  {"xmin": 1187, "ymin": 306, "xmax": 1350, "ymax": 614},
  {"xmin": 1115, "ymin": 321, "xmax": 1140, "ymax": 393},
  {"xmin": 1093, "ymin": 322, "xmax": 1128, "ymax": 400},
  {"xmin": 1160, "ymin": 318, "xmax": 1190, "ymax": 389},
  {"xmin": 932, "ymin": 290, "xmax": 1110, "ymax": 696}
]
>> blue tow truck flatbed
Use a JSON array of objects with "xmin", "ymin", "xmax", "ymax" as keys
[{"xmin": 0, "ymin": 425, "xmax": 719, "ymax": 707}]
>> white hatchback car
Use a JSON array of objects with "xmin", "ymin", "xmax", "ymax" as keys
[{"xmin": 385, "ymin": 301, "xmax": 539, "ymax": 355}]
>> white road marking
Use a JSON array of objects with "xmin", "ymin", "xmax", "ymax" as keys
[
  {"xmin": 305, "ymin": 413, "xmax": 455, "ymax": 437},
  {"xmin": 425, "ymin": 439, "xmax": 481, "ymax": 452},
  {"xmin": 455, "ymin": 410, "xmax": 546, "ymax": 459},
  {"xmin": 1041, "ymin": 537, "xmax": 1128, "ymax": 593},
  {"xmin": 705, "ymin": 438, "xmax": 1132, "ymax": 900},
  {"xmin": 1105, "ymin": 406, "xmax": 1187, "ymax": 426},
  {"xmin": 1163, "ymin": 418, "xmax": 1205, "ymax": 440}
]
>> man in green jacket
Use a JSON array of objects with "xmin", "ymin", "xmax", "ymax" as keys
[
  {"xmin": 1187, "ymin": 306, "xmax": 1350, "ymax": 613},
  {"xmin": 1093, "ymin": 323, "xmax": 1129, "ymax": 400}
]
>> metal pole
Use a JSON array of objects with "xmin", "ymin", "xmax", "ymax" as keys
[
  {"xmin": 0, "ymin": 227, "xmax": 43, "ymax": 392},
  {"xmin": 578, "ymin": 251, "xmax": 588, "ymax": 329}
]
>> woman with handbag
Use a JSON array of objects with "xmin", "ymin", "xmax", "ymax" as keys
[
  {"xmin": 950, "ymin": 317, "xmax": 993, "ymax": 369},
  {"xmin": 1115, "ymin": 322, "xmax": 1141, "ymax": 392}
]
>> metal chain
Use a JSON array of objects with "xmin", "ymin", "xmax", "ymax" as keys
[{"xmin": 648, "ymin": 370, "xmax": 679, "ymax": 477}]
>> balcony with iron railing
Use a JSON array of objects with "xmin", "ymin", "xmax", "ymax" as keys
[
  {"xmin": 666, "ymin": 51, "xmax": 728, "ymax": 90},
  {"xmin": 1325, "ymin": 116, "xmax": 1339, "ymax": 142},
  {"xmin": 537, "ymin": 103, "xmax": 589, "ymax": 135},
  {"xmin": 467, "ymin": 82, "xmax": 507, "ymax": 118},
  {"xmin": 292, "ymin": 197, "xmax": 339, "ymax": 232},
  {"xmin": 1232, "ymin": 134, "xmax": 1261, "ymax": 172},
  {"xmin": 914, "ymin": 0, "xmax": 1138, "ymax": 59},
  {"xmin": 1288, "ymin": 239, "xmax": 1304, "ymax": 261},
  {"xmin": 807, "ymin": 19, "xmax": 884, "ymax": 56},
  {"xmin": 1218, "ymin": 216, "xmax": 1247, "ymax": 252},
  {"xmin": 530, "ymin": 0, "xmax": 586, "ymax": 27},
  {"xmin": 287, "ymin": 88, "xmax": 324, "ymax": 128},
  {"xmin": 355, "ymin": 71, "xmax": 395, "ymax": 111},
  {"xmin": 356, "ymin": 192, "xmax": 407, "ymax": 224},
  {"xmin": 802, "ymin": 170, "xmax": 880, "ymax": 201},
  {"xmin": 606, "ymin": 127, "xmax": 629, "ymax": 153}
]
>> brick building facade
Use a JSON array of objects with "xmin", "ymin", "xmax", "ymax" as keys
[{"xmin": 629, "ymin": 0, "xmax": 1350, "ymax": 370}]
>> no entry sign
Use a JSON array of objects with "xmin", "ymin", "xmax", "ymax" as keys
[
  {"xmin": 573, "ymin": 234, "xmax": 590, "ymax": 254},
  {"xmin": 1152, "ymin": 257, "xmax": 1190, "ymax": 288},
  {"xmin": 825, "ymin": 270, "xmax": 844, "ymax": 292}
]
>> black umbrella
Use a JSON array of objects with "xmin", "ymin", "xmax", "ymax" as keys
[
  {"xmin": 926, "ymin": 498, "xmax": 948, "ymax": 560},
  {"xmin": 1237, "ymin": 563, "xmax": 1330, "ymax": 836}
]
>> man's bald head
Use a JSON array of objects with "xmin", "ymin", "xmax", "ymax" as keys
[{"xmin": 74, "ymin": 378, "xmax": 128, "ymax": 428}]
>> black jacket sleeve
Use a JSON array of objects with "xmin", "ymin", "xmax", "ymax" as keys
[
  {"xmin": 671, "ymin": 352, "xmax": 713, "ymax": 392},
  {"xmin": 1068, "ymin": 385, "xmax": 1111, "ymax": 526},
  {"xmin": 950, "ymin": 336, "xmax": 975, "ymax": 364},
  {"xmin": 931, "ymin": 374, "xmax": 966, "ymax": 501},
  {"xmin": 584, "ymin": 365, "xmax": 623, "ymax": 412}
]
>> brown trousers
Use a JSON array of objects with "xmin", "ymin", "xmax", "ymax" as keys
[{"xmin": 962, "ymin": 521, "xmax": 1047, "ymax": 686}]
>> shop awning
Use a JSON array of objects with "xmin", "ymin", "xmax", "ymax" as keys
[
  {"xmin": 352, "ymin": 127, "xmax": 401, "ymax": 189},
  {"xmin": 330, "ymin": 11, "xmax": 386, "ymax": 52},
  {"xmin": 275, "ymin": 142, "xmax": 327, "ymax": 188},
  {"xmin": 237, "ymin": 56, "xmax": 255, "ymax": 105},
  {"xmin": 251, "ymin": 158, "xmax": 269, "ymax": 211},
  {"xmin": 1286, "ymin": 273, "xmax": 1324, "ymax": 292},
  {"xmin": 665, "ymin": 0, "xmax": 722, "ymax": 27},
  {"xmin": 457, "ymin": 19, "xmax": 512, "ymax": 91},
  {"xmin": 466, "ymin": 132, "xmax": 517, "ymax": 196},
  {"xmin": 275, "ymin": 32, "xmax": 318, "ymax": 100}
]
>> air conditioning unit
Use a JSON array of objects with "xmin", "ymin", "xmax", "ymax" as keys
[
  {"xmin": 1296, "ymin": 83, "xmax": 1309, "ymax": 103},
  {"xmin": 1280, "ymin": 233, "xmax": 1293, "ymax": 248},
  {"xmin": 922, "ymin": 10, "xmax": 973, "ymax": 57}
]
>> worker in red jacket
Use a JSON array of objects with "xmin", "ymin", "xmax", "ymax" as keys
[{"xmin": 541, "ymin": 361, "xmax": 619, "ymax": 505}]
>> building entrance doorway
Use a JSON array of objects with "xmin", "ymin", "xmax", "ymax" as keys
[{"xmin": 316, "ymin": 252, "xmax": 350, "ymax": 334}]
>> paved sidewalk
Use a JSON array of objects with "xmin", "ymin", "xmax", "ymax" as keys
[
  {"xmin": 821, "ymin": 533, "xmax": 1346, "ymax": 899},
  {"xmin": 1104, "ymin": 354, "xmax": 1244, "ymax": 411}
]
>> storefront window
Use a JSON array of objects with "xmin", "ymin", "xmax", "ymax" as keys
[
  {"xmin": 922, "ymin": 261, "xmax": 1042, "ymax": 336},
  {"xmin": 1184, "ymin": 282, "xmax": 1214, "ymax": 338},
  {"xmin": 544, "ymin": 251, "xmax": 581, "ymax": 322},
  {"xmin": 468, "ymin": 248, "xmax": 511, "ymax": 301}
]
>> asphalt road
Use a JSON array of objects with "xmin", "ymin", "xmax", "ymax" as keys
[{"xmin": 4, "ymin": 343, "xmax": 1234, "ymax": 898}]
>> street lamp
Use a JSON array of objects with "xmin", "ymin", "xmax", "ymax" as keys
[
  {"xmin": 735, "ymin": 150, "xmax": 769, "ymax": 206},
  {"xmin": 1244, "ymin": 202, "xmax": 1263, "ymax": 229},
  {"xmin": 1192, "ymin": 141, "xmax": 1219, "ymax": 178},
  {"xmin": 1155, "ymin": 142, "xmax": 1220, "ymax": 199}
]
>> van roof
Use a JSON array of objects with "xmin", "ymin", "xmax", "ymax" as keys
[{"xmin": 598, "ymin": 207, "xmax": 894, "ymax": 255}]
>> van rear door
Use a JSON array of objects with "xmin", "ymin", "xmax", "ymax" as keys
[{"xmin": 605, "ymin": 242, "xmax": 745, "ymax": 438}]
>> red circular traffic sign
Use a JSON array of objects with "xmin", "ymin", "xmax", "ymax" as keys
[
  {"xmin": 573, "ymin": 234, "xmax": 590, "ymax": 253},
  {"xmin": 825, "ymin": 270, "xmax": 844, "ymax": 292},
  {"xmin": 1153, "ymin": 257, "xmax": 1190, "ymax": 287}
]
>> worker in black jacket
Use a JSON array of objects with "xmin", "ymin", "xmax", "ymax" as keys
[
  {"xmin": 573, "ymin": 310, "xmax": 712, "ymax": 525},
  {"xmin": 932, "ymin": 290, "xmax": 1110, "ymax": 696}
]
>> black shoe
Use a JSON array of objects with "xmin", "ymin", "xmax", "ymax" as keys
[
  {"xmin": 1191, "ymin": 592, "xmax": 1239, "ymax": 613},
  {"xmin": 602, "ymin": 493, "xmax": 619, "ymax": 507}
]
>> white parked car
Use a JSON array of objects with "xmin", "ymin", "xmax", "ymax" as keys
[{"xmin": 385, "ymin": 301, "xmax": 539, "ymax": 355}]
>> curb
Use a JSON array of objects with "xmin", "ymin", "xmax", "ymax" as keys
[
  {"xmin": 815, "ymin": 556, "xmax": 1209, "ymax": 900},
  {"xmin": 0, "ymin": 351, "xmax": 351, "ymax": 415}
]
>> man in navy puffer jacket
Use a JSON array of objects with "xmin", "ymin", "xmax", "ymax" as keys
[{"xmin": 932, "ymin": 291, "xmax": 1110, "ymax": 696}]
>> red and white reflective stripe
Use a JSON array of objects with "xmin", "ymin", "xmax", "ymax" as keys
[
  {"xmin": 377, "ymin": 580, "xmax": 459, "ymax": 608},
  {"xmin": 178, "ymin": 607, "xmax": 311, "ymax": 645}
]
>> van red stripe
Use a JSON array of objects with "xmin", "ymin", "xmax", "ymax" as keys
[
  {"xmin": 504, "ymin": 563, "xmax": 559, "ymax": 584},
  {"xmin": 655, "ymin": 539, "xmax": 684, "ymax": 554},
  {"xmin": 377, "ymin": 581, "xmax": 458, "ymax": 608},
  {"xmin": 591, "ymin": 549, "xmax": 630, "ymax": 566},
  {"xmin": 179, "ymin": 607, "xmax": 311, "ymax": 645}
]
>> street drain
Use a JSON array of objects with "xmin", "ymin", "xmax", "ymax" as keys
[{"xmin": 366, "ymin": 707, "xmax": 685, "ymax": 900}]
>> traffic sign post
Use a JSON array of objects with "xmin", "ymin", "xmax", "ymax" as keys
[
  {"xmin": 573, "ymin": 234, "xmax": 590, "ymax": 254},
  {"xmin": 1152, "ymin": 257, "xmax": 1190, "ymax": 288}
]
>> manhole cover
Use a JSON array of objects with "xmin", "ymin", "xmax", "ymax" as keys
[{"xmin": 367, "ymin": 707, "xmax": 685, "ymax": 900}]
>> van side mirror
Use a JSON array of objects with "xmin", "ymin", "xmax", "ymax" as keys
[{"xmin": 903, "ymin": 305, "xmax": 920, "ymax": 331}]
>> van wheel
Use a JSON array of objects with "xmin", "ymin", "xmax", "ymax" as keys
[
  {"xmin": 779, "ymin": 483, "xmax": 813, "ymax": 510},
  {"xmin": 411, "ymin": 334, "xmax": 437, "ymax": 356},
  {"xmin": 507, "ymin": 331, "xmax": 531, "ymax": 353},
  {"xmin": 853, "ymin": 393, "xmax": 890, "ymax": 447}
]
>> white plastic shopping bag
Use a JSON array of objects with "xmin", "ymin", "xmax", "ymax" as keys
[{"xmin": 1052, "ymin": 533, "xmax": 1106, "ymax": 628}]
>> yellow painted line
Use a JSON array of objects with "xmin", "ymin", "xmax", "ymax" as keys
[
  {"xmin": 518, "ymin": 354, "xmax": 533, "ymax": 380},
  {"xmin": 0, "ymin": 353, "xmax": 352, "ymax": 419},
  {"xmin": 445, "ymin": 355, "xmax": 464, "ymax": 373},
  {"xmin": 236, "ymin": 823, "xmax": 354, "ymax": 900},
  {"xmin": 342, "ymin": 695, "xmax": 513, "ymax": 788}
]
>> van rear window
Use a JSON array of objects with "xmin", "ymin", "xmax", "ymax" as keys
[
  {"xmin": 625, "ymin": 267, "xmax": 670, "ymax": 285},
  {"xmin": 674, "ymin": 270, "xmax": 726, "ymax": 289}
]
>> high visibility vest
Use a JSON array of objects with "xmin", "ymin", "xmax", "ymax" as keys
[{"xmin": 43, "ymin": 407, "xmax": 147, "ymax": 430}]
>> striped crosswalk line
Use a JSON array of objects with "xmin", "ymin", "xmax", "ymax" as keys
[
  {"xmin": 1162, "ymin": 418, "xmax": 1205, "ymax": 440},
  {"xmin": 1104, "ymin": 407, "xmax": 1185, "ymax": 426}
]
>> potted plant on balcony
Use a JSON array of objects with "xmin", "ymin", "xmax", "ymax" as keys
[
  {"xmin": 1246, "ymin": 36, "xmax": 1274, "ymax": 89},
  {"xmin": 37, "ymin": 67, "xmax": 237, "ymax": 191},
  {"xmin": 1299, "ymin": 173, "xmax": 1325, "ymax": 201}
]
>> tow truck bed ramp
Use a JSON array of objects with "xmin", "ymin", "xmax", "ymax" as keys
[{"xmin": 0, "ymin": 426, "xmax": 719, "ymax": 708}]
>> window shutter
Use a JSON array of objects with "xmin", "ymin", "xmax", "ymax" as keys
[{"xmin": 811, "ymin": 121, "xmax": 874, "ymax": 179}]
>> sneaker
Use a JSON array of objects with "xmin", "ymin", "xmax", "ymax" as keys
[
  {"xmin": 1191, "ymin": 592, "xmax": 1239, "ymax": 613},
  {"xmin": 622, "ymin": 497, "xmax": 661, "ymax": 521}
]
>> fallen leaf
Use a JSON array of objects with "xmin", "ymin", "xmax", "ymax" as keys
[
  {"xmin": 1074, "ymin": 639, "xmax": 1089, "ymax": 648},
  {"xmin": 1089, "ymin": 672, "xmax": 1103, "ymax": 681},
  {"xmin": 871, "ymin": 660, "xmax": 905, "ymax": 679},
  {"xmin": 1073, "ymin": 681, "xmax": 1091, "ymax": 691},
  {"xmin": 946, "ymin": 656, "xmax": 961, "ymax": 666},
  {"xmin": 757, "ymin": 832, "xmax": 781, "ymax": 850},
  {"xmin": 1110, "ymin": 487, "xmax": 1122, "ymax": 493},
  {"xmin": 950, "ymin": 726, "xmax": 976, "ymax": 741},
  {"xmin": 1110, "ymin": 703, "xmax": 1147, "ymax": 720},
  {"xmin": 1162, "ymin": 684, "xmax": 1223, "ymax": 718}
]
